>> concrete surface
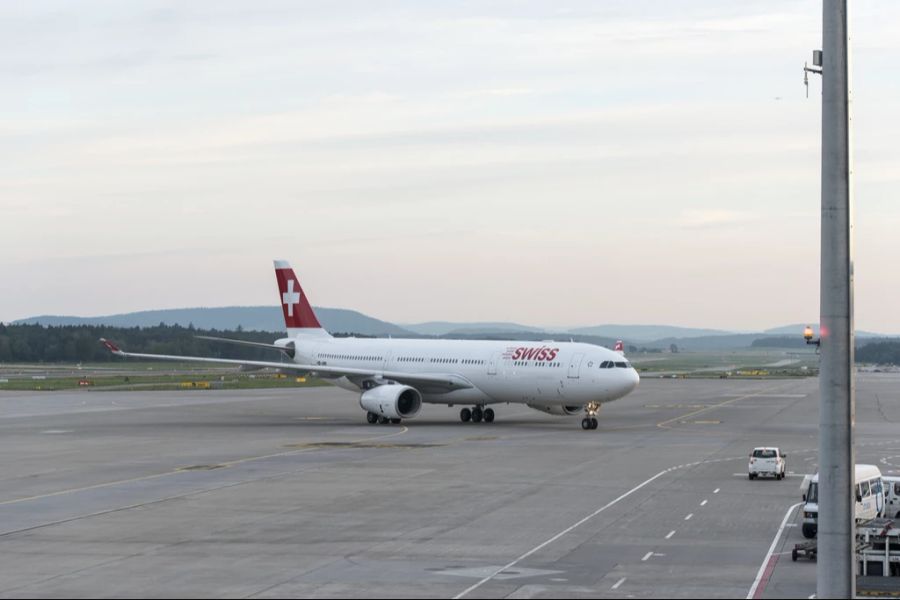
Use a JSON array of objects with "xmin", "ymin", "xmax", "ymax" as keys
[{"xmin": 1, "ymin": 373, "xmax": 899, "ymax": 598}]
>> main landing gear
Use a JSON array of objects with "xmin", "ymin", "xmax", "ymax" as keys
[
  {"xmin": 366, "ymin": 412, "xmax": 401, "ymax": 425},
  {"xmin": 581, "ymin": 402, "xmax": 600, "ymax": 430},
  {"xmin": 460, "ymin": 406, "xmax": 494, "ymax": 424}
]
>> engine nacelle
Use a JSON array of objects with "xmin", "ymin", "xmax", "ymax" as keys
[
  {"xmin": 526, "ymin": 403, "xmax": 583, "ymax": 416},
  {"xmin": 273, "ymin": 338, "xmax": 296, "ymax": 359},
  {"xmin": 359, "ymin": 384, "xmax": 422, "ymax": 419}
]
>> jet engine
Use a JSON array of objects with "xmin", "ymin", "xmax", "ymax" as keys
[
  {"xmin": 273, "ymin": 338, "xmax": 296, "ymax": 359},
  {"xmin": 359, "ymin": 384, "xmax": 422, "ymax": 419},
  {"xmin": 526, "ymin": 403, "xmax": 583, "ymax": 416}
]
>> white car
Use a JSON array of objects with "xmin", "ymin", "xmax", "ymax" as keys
[{"xmin": 748, "ymin": 447, "xmax": 787, "ymax": 480}]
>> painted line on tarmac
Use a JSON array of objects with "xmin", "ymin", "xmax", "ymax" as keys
[
  {"xmin": 611, "ymin": 577, "xmax": 626, "ymax": 590},
  {"xmin": 684, "ymin": 513, "xmax": 693, "ymax": 521},
  {"xmin": 452, "ymin": 467, "xmax": 673, "ymax": 599},
  {"xmin": 714, "ymin": 488, "xmax": 720, "ymax": 493},
  {"xmin": 656, "ymin": 382, "xmax": 799, "ymax": 429},
  {"xmin": 454, "ymin": 453, "xmax": 748, "ymax": 599},
  {"xmin": 665, "ymin": 530, "xmax": 676, "ymax": 540},
  {"xmin": 641, "ymin": 551, "xmax": 653, "ymax": 562},
  {"xmin": 0, "ymin": 426, "xmax": 409, "ymax": 507},
  {"xmin": 746, "ymin": 502, "xmax": 802, "ymax": 599},
  {"xmin": 700, "ymin": 499, "xmax": 708, "ymax": 506},
  {"xmin": 733, "ymin": 473, "xmax": 804, "ymax": 478}
]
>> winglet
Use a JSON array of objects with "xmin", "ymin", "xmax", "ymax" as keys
[{"xmin": 99, "ymin": 338, "xmax": 125, "ymax": 356}]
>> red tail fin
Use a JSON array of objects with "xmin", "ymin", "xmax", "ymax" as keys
[
  {"xmin": 614, "ymin": 340, "xmax": 624, "ymax": 354},
  {"xmin": 274, "ymin": 260, "xmax": 322, "ymax": 330}
]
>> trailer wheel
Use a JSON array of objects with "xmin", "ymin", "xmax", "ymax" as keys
[{"xmin": 791, "ymin": 548, "xmax": 798, "ymax": 562}]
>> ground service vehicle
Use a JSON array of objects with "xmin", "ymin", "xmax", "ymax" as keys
[
  {"xmin": 801, "ymin": 464, "xmax": 885, "ymax": 538},
  {"xmin": 748, "ymin": 447, "xmax": 787, "ymax": 480},
  {"xmin": 884, "ymin": 475, "xmax": 900, "ymax": 519}
]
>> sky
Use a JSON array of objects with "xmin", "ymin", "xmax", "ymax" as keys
[{"xmin": 3, "ymin": 1, "xmax": 900, "ymax": 332}]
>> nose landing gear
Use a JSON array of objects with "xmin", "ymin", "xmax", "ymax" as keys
[{"xmin": 581, "ymin": 402, "xmax": 600, "ymax": 430}]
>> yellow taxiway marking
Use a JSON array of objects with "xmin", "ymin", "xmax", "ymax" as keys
[
  {"xmin": 656, "ymin": 382, "xmax": 799, "ymax": 430},
  {"xmin": 0, "ymin": 425, "xmax": 409, "ymax": 507}
]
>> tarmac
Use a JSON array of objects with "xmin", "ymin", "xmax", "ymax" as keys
[{"xmin": 1, "ymin": 373, "xmax": 899, "ymax": 598}]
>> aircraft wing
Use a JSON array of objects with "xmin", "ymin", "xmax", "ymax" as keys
[
  {"xmin": 194, "ymin": 335, "xmax": 290, "ymax": 352},
  {"xmin": 99, "ymin": 339, "xmax": 473, "ymax": 392}
]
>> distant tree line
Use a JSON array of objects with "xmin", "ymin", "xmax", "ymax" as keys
[
  {"xmin": 0, "ymin": 323, "xmax": 289, "ymax": 363},
  {"xmin": 856, "ymin": 340, "xmax": 900, "ymax": 365},
  {"xmin": 751, "ymin": 336, "xmax": 900, "ymax": 365},
  {"xmin": 751, "ymin": 336, "xmax": 808, "ymax": 349}
]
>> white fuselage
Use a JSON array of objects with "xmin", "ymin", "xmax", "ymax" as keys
[{"xmin": 286, "ymin": 336, "xmax": 639, "ymax": 407}]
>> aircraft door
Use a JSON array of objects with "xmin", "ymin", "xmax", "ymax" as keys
[
  {"xmin": 567, "ymin": 353, "xmax": 584, "ymax": 379},
  {"xmin": 487, "ymin": 353, "xmax": 500, "ymax": 375}
]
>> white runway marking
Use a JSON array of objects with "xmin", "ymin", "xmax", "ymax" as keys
[
  {"xmin": 700, "ymin": 499, "xmax": 708, "ymax": 507},
  {"xmin": 734, "ymin": 473, "xmax": 803, "ymax": 478},
  {"xmin": 641, "ymin": 551, "xmax": 653, "ymax": 562},
  {"xmin": 714, "ymin": 488, "xmax": 720, "ymax": 494},
  {"xmin": 684, "ymin": 513, "xmax": 693, "ymax": 521},
  {"xmin": 0, "ymin": 426, "xmax": 410, "ymax": 507},
  {"xmin": 452, "ymin": 467, "xmax": 672, "ymax": 599},
  {"xmin": 665, "ymin": 530, "xmax": 676, "ymax": 539},
  {"xmin": 454, "ymin": 451, "xmax": 772, "ymax": 599},
  {"xmin": 746, "ymin": 502, "xmax": 802, "ymax": 599},
  {"xmin": 611, "ymin": 577, "xmax": 626, "ymax": 590}
]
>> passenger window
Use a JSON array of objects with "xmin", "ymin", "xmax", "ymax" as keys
[{"xmin": 861, "ymin": 481, "xmax": 871, "ymax": 497}]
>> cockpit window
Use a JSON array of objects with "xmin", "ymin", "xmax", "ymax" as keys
[
  {"xmin": 615, "ymin": 361, "xmax": 627, "ymax": 368},
  {"xmin": 600, "ymin": 361, "xmax": 610, "ymax": 368},
  {"xmin": 605, "ymin": 361, "xmax": 615, "ymax": 369}
]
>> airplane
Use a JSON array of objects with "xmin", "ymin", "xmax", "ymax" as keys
[{"xmin": 101, "ymin": 260, "xmax": 639, "ymax": 430}]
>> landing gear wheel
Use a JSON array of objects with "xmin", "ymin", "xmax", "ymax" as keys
[
  {"xmin": 378, "ymin": 416, "xmax": 390, "ymax": 425},
  {"xmin": 483, "ymin": 408, "xmax": 495, "ymax": 423},
  {"xmin": 366, "ymin": 412, "xmax": 378, "ymax": 424},
  {"xmin": 460, "ymin": 408, "xmax": 472, "ymax": 423},
  {"xmin": 590, "ymin": 417, "xmax": 598, "ymax": 430},
  {"xmin": 391, "ymin": 418, "xmax": 401, "ymax": 424},
  {"xmin": 582, "ymin": 418, "xmax": 592, "ymax": 430},
  {"xmin": 471, "ymin": 407, "xmax": 483, "ymax": 423}
]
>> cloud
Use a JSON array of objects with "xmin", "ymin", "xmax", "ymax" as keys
[{"xmin": 678, "ymin": 209, "xmax": 757, "ymax": 229}]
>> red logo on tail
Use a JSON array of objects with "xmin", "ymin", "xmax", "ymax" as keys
[{"xmin": 274, "ymin": 261, "xmax": 322, "ymax": 329}]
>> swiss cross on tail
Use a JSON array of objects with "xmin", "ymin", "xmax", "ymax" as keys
[
  {"xmin": 614, "ymin": 340, "xmax": 625, "ymax": 355},
  {"xmin": 273, "ymin": 260, "xmax": 322, "ymax": 329},
  {"xmin": 282, "ymin": 280, "xmax": 301, "ymax": 317}
]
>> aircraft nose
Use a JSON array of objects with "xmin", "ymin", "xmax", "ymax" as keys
[{"xmin": 621, "ymin": 368, "xmax": 639, "ymax": 394}]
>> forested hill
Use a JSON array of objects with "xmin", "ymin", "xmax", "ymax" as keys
[
  {"xmin": 14, "ymin": 306, "xmax": 412, "ymax": 337},
  {"xmin": 856, "ymin": 340, "xmax": 900, "ymax": 365},
  {"xmin": 0, "ymin": 323, "xmax": 291, "ymax": 363}
]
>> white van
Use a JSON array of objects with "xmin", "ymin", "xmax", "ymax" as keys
[
  {"xmin": 884, "ymin": 475, "xmax": 900, "ymax": 519},
  {"xmin": 800, "ymin": 464, "xmax": 885, "ymax": 539},
  {"xmin": 748, "ymin": 447, "xmax": 787, "ymax": 480}
]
